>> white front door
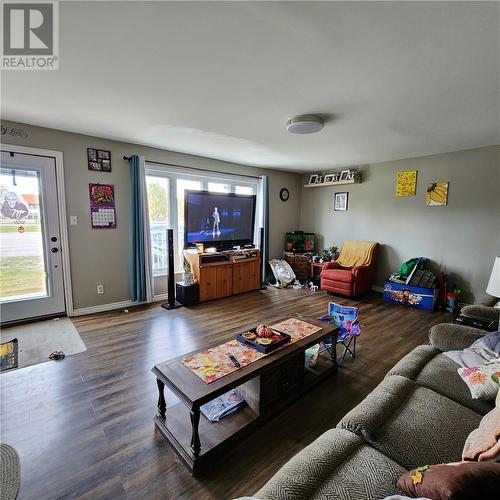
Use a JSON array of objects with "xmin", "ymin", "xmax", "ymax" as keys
[{"xmin": 0, "ymin": 151, "xmax": 66, "ymax": 323}]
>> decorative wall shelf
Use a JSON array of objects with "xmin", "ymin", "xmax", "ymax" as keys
[{"xmin": 304, "ymin": 179, "xmax": 361, "ymax": 188}]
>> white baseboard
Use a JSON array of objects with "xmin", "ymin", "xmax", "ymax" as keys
[{"xmin": 71, "ymin": 294, "xmax": 168, "ymax": 317}]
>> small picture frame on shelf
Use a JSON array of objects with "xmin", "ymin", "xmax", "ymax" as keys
[
  {"xmin": 324, "ymin": 174, "xmax": 335, "ymax": 183},
  {"xmin": 340, "ymin": 170, "xmax": 350, "ymax": 182},
  {"xmin": 334, "ymin": 192, "xmax": 348, "ymax": 211},
  {"xmin": 309, "ymin": 174, "xmax": 318, "ymax": 184},
  {"xmin": 316, "ymin": 175, "xmax": 324, "ymax": 184}
]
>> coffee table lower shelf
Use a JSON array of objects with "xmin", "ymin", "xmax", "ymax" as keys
[{"xmin": 154, "ymin": 402, "xmax": 260, "ymax": 472}]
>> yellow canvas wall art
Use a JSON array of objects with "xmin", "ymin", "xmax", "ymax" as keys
[
  {"xmin": 395, "ymin": 170, "xmax": 417, "ymax": 197},
  {"xmin": 426, "ymin": 182, "xmax": 449, "ymax": 206}
]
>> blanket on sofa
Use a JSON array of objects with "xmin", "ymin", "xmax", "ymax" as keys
[
  {"xmin": 462, "ymin": 406, "xmax": 500, "ymax": 462},
  {"xmin": 336, "ymin": 240, "xmax": 378, "ymax": 268}
]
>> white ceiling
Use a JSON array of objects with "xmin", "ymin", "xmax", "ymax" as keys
[{"xmin": 2, "ymin": 1, "xmax": 499, "ymax": 172}]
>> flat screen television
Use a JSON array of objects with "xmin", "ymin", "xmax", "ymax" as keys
[{"xmin": 184, "ymin": 190, "xmax": 257, "ymax": 250}]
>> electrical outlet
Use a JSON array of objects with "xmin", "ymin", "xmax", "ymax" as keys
[{"xmin": 97, "ymin": 285, "xmax": 104, "ymax": 294}]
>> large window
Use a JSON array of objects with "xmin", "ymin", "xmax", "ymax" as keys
[{"xmin": 146, "ymin": 167, "xmax": 259, "ymax": 289}]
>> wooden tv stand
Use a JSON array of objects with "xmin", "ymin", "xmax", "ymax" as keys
[{"xmin": 185, "ymin": 250, "xmax": 261, "ymax": 302}]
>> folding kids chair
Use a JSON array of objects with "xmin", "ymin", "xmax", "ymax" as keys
[{"xmin": 325, "ymin": 302, "xmax": 361, "ymax": 365}]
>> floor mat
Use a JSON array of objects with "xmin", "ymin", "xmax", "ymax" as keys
[
  {"xmin": 0, "ymin": 443, "xmax": 20, "ymax": 500},
  {"xmin": 0, "ymin": 318, "xmax": 86, "ymax": 371},
  {"xmin": 0, "ymin": 338, "xmax": 18, "ymax": 372}
]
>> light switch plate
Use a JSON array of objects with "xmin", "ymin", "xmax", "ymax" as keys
[{"xmin": 70, "ymin": 216, "xmax": 78, "ymax": 225}]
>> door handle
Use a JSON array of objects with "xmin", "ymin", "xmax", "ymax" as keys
[{"xmin": 51, "ymin": 247, "xmax": 59, "ymax": 253}]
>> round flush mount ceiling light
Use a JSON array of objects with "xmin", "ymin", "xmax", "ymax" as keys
[{"xmin": 286, "ymin": 114, "xmax": 324, "ymax": 134}]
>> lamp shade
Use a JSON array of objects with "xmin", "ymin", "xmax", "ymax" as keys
[{"xmin": 486, "ymin": 256, "xmax": 500, "ymax": 298}]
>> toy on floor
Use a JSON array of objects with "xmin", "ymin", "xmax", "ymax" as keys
[
  {"xmin": 268, "ymin": 259, "xmax": 296, "ymax": 288},
  {"xmin": 49, "ymin": 350, "xmax": 65, "ymax": 360},
  {"xmin": 308, "ymin": 281, "xmax": 318, "ymax": 292}
]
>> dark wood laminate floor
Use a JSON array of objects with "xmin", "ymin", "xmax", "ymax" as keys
[{"xmin": 1, "ymin": 288, "xmax": 452, "ymax": 499}]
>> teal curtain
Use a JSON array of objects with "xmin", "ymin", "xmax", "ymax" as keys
[{"xmin": 129, "ymin": 155, "xmax": 153, "ymax": 302}]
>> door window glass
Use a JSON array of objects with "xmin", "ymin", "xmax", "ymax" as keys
[{"xmin": 0, "ymin": 168, "xmax": 47, "ymax": 301}]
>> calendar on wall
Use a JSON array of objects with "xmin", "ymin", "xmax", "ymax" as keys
[{"xmin": 89, "ymin": 183, "xmax": 116, "ymax": 229}]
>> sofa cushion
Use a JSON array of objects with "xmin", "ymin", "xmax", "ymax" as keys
[
  {"xmin": 387, "ymin": 345, "xmax": 494, "ymax": 415},
  {"xmin": 337, "ymin": 375, "xmax": 482, "ymax": 470},
  {"xmin": 321, "ymin": 268, "xmax": 354, "ymax": 283},
  {"xmin": 256, "ymin": 428, "xmax": 406, "ymax": 500}
]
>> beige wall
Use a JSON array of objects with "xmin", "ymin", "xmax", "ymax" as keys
[
  {"xmin": 2, "ymin": 120, "xmax": 302, "ymax": 310},
  {"xmin": 3, "ymin": 119, "xmax": 498, "ymax": 309},
  {"xmin": 300, "ymin": 145, "xmax": 500, "ymax": 303}
]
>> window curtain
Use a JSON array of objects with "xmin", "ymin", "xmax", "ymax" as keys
[
  {"xmin": 129, "ymin": 155, "xmax": 154, "ymax": 303},
  {"xmin": 258, "ymin": 175, "xmax": 270, "ymax": 279}
]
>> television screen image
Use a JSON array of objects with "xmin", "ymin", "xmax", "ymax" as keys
[{"xmin": 184, "ymin": 191, "xmax": 256, "ymax": 248}]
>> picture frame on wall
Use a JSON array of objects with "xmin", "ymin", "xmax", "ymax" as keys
[
  {"xmin": 339, "ymin": 170, "xmax": 350, "ymax": 182},
  {"xmin": 334, "ymin": 192, "xmax": 348, "ymax": 211},
  {"xmin": 87, "ymin": 148, "xmax": 112, "ymax": 172},
  {"xmin": 426, "ymin": 181, "xmax": 449, "ymax": 206}
]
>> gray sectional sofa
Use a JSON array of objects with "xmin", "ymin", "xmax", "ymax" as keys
[{"xmin": 253, "ymin": 323, "xmax": 493, "ymax": 500}]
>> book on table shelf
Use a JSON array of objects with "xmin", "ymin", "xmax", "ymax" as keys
[{"xmin": 200, "ymin": 389, "xmax": 246, "ymax": 422}]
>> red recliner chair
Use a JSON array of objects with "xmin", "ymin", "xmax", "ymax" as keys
[{"xmin": 320, "ymin": 241, "xmax": 380, "ymax": 297}]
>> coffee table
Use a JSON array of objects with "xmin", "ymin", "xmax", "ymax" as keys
[{"xmin": 152, "ymin": 315, "xmax": 338, "ymax": 474}]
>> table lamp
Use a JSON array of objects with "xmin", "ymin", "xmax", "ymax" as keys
[{"xmin": 486, "ymin": 256, "xmax": 500, "ymax": 307}]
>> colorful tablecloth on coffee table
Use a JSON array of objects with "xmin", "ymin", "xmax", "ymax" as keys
[{"xmin": 181, "ymin": 318, "xmax": 322, "ymax": 383}]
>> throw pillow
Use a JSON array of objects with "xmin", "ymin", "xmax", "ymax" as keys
[
  {"xmin": 462, "ymin": 406, "xmax": 500, "ymax": 462},
  {"xmin": 457, "ymin": 359, "xmax": 500, "ymax": 400},
  {"xmin": 398, "ymin": 462, "xmax": 500, "ymax": 500},
  {"xmin": 383, "ymin": 496, "xmax": 431, "ymax": 500},
  {"xmin": 445, "ymin": 331, "xmax": 500, "ymax": 368}
]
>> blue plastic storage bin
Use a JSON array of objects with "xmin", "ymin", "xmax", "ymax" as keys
[{"xmin": 383, "ymin": 281, "xmax": 438, "ymax": 311}]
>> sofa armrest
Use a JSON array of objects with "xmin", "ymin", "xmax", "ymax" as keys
[
  {"xmin": 322, "ymin": 261, "xmax": 340, "ymax": 271},
  {"xmin": 429, "ymin": 323, "xmax": 486, "ymax": 352},
  {"xmin": 352, "ymin": 264, "xmax": 372, "ymax": 277},
  {"xmin": 461, "ymin": 304, "xmax": 500, "ymax": 326},
  {"xmin": 479, "ymin": 296, "xmax": 499, "ymax": 307}
]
